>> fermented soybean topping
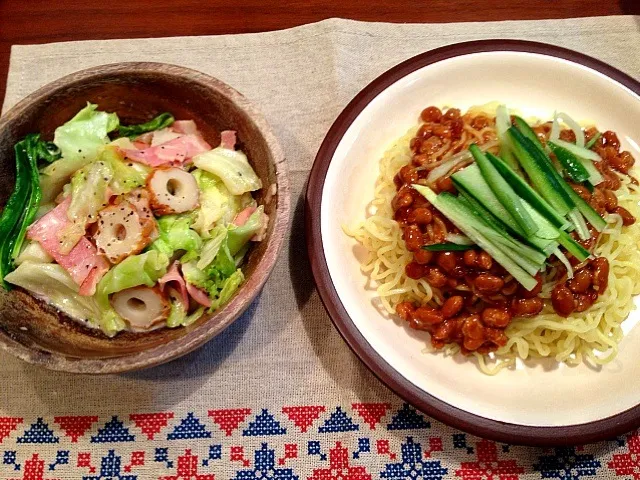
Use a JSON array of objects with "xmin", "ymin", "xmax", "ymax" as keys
[{"xmin": 392, "ymin": 106, "xmax": 636, "ymax": 355}]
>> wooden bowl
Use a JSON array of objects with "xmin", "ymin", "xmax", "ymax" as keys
[{"xmin": 0, "ymin": 62, "xmax": 289, "ymax": 373}]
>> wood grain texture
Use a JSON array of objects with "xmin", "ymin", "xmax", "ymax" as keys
[
  {"xmin": 0, "ymin": 0, "xmax": 637, "ymax": 103},
  {"xmin": 0, "ymin": 63, "xmax": 290, "ymax": 373}
]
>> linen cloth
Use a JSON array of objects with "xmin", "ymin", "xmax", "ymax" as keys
[{"xmin": 2, "ymin": 16, "xmax": 640, "ymax": 480}]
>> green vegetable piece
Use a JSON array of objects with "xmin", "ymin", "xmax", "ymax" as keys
[
  {"xmin": 33, "ymin": 139, "xmax": 61, "ymax": 163},
  {"xmin": 58, "ymin": 159, "xmax": 113, "ymax": 254},
  {"xmin": 193, "ymin": 148, "xmax": 262, "ymax": 196},
  {"xmin": 583, "ymin": 181, "xmax": 595, "ymax": 193},
  {"xmin": 513, "ymin": 116, "xmax": 546, "ymax": 156},
  {"xmin": 227, "ymin": 206, "xmax": 265, "ymax": 256},
  {"xmin": 191, "ymin": 169, "xmax": 255, "ymax": 236},
  {"xmin": 197, "ymin": 226, "xmax": 227, "ymax": 270},
  {"xmin": 0, "ymin": 135, "xmax": 45, "ymax": 289},
  {"xmin": 452, "ymin": 164, "xmax": 557, "ymax": 254},
  {"xmin": 585, "ymin": 132, "xmax": 602, "ymax": 150},
  {"xmin": 421, "ymin": 243, "xmax": 473, "ymax": 252},
  {"xmin": 495, "ymin": 104, "xmax": 520, "ymax": 171},
  {"xmin": 41, "ymin": 103, "xmax": 120, "ymax": 203},
  {"xmin": 567, "ymin": 208, "xmax": 590, "ymax": 240},
  {"xmin": 209, "ymin": 238, "xmax": 236, "ymax": 279},
  {"xmin": 210, "ymin": 269, "xmax": 244, "ymax": 311},
  {"xmin": 181, "ymin": 261, "xmax": 208, "ymax": 289},
  {"xmin": 470, "ymin": 145, "xmax": 538, "ymax": 236},
  {"xmin": 547, "ymin": 141, "xmax": 590, "ymax": 183},
  {"xmin": 553, "ymin": 138, "xmax": 602, "ymax": 163},
  {"xmin": 562, "ymin": 183, "xmax": 607, "ymax": 233},
  {"xmin": 485, "ymin": 152, "xmax": 570, "ymax": 230},
  {"xmin": 417, "ymin": 185, "xmax": 547, "ymax": 271},
  {"xmin": 557, "ymin": 229, "xmax": 590, "ymax": 261},
  {"xmin": 118, "ymin": 113, "xmax": 174, "ymax": 139},
  {"xmin": 166, "ymin": 296, "xmax": 205, "ymax": 328},
  {"xmin": 100, "ymin": 146, "xmax": 147, "ymax": 195},
  {"xmin": 150, "ymin": 214, "xmax": 202, "ymax": 261},
  {"xmin": 413, "ymin": 185, "xmax": 538, "ymax": 290},
  {"xmin": 4, "ymin": 262, "xmax": 101, "ymax": 323},
  {"xmin": 508, "ymin": 127, "xmax": 575, "ymax": 216}
]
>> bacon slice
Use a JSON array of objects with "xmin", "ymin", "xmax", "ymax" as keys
[
  {"xmin": 79, "ymin": 258, "xmax": 110, "ymax": 296},
  {"xmin": 220, "ymin": 130, "xmax": 237, "ymax": 150},
  {"xmin": 27, "ymin": 197, "xmax": 109, "ymax": 293},
  {"xmin": 120, "ymin": 135, "xmax": 211, "ymax": 167},
  {"xmin": 186, "ymin": 282, "xmax": 212, "ymax": 308},
  {"xmin": 158, "ymin": 262, "xmax": 189, "ymax": 307},
  {"xmin": 233, "ymin": 206, "xmax": 256, "ymax": 226}
]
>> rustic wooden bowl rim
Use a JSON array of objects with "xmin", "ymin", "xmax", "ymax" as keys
[{"xmin": 0, "ymin": 62, "xmax": 290, "ymax": 374}]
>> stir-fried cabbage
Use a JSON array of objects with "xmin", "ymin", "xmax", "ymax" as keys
[
  {"xmin": 5, "ymin": 262, "xmax": 101, "ymax": 324},
  {"xmin": 167, "ymin": 300, "xmax": 205, "ymax": 328},
  {"xmin": 151, "ymin": 214, "xmax": 203, "ymax": 262},
  {"xmin": 100, "ymin": 147, "xmax": 148, "ymax": 195},
  {"xmin": 196, "ymin": 226, "xmax": 227, "ymax": 270},
  {"xmin": 58, "ymin": 160, "xmax": 113, "ymax": 254},
  {"xmin": 227, "ymin": 206, "xmax": 265, "ymax": 256},
  {"xmin": 193, "ymin": 147, "xmax": 262, "ymax": 195},
  {"xmin": 15, "ymin": 241, "xmax": 53, "ymax": 265},
  {"xmin": 191, "ymin": 169, "xmax": 254, "ymax": 236},
  {"xmin": 40, "ymin": 103, "xmax": 119, "ymax": 203}
]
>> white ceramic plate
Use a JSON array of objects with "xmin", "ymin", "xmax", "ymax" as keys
[{"xmin": 306, "ymin": 40, "xmax": 640, "ymax": 445}]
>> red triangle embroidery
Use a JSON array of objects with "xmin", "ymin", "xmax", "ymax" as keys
[
  {"xmin": 53, "ymin": 416, "xmax": 98, "ymax": 443},
  {"xmin": 351, "ymin": 403, "xmax": 391, "ymax": 430},
  {"xmin": 129, "ymin": 412, "xmax": 174, "ymax": 440},
  {"xmin": 281, "ymin": 406, "xmax": 326, "ymax": 433},
  {"xmin": 0, "ymin": 417, "xmax": 22, "ymax": 443},
  {"xmin": 208, "ymin": 409, "xmax": 252, "ymax": 436}
]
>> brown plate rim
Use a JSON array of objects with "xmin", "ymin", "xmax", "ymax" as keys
[
  {"xmin": 0, "ymin": 62, "xmax": 291, "ymax": 374},
  {"xmin": 305, "ymin": 39, "xmax": 640, "ymax": 446}
]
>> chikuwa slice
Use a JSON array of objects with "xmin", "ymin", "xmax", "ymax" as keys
[
  {"xmin": 94, "ymin": 201, "xmax": 153, "ymax": 263},
  {"xmin": 147, "ymin": 167, "xmax": 199, "ymax": 215},
  {"xmin": 111, "ymin": 286, "xmax": 170, "ymax": 331}
]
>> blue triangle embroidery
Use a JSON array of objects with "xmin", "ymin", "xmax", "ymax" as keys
[
  {"xmin": 91, "ymin": 416, "xmax": 135, "ymax": 443},
  {"xmin": 16, "ymin": 418, "xmax": 59, "ymax": 443},
  {"xmin": 242, "ymin": 409, "xmax": 287, "ymax": 436},
  {"xmin": 318, "ymin": 407, "xmax": 359, "ymax": 433},
  {"xmin": 386, "ymin": 404, "xmax": 431, "ymax": 430},
  {"xmin": 167, "ymin": 412, "xmax": 212, "ymax": 440}
]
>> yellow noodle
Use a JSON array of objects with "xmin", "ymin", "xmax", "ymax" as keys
[{"xmin": 346, "ymin": 119, "xmax": 640, "ymax": 375}]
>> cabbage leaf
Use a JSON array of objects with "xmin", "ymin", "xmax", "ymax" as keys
[
  {"xmin": 100, "ymin": 146, "xmax": 148, "ymax": 195},
  {"xmin": 210, "ymin": 269, "xmax": 244, "ymax": 311},
  {"xmin": 181, "ymin": 233, "xmax": 243, "ymax": 313},
  {"xmin": 150, "ymin": 214, "xmax": 202, "ymax": 262},
  {"xmin": 58, "ymin": 160, "xmax": 113, "ymax": 254},
  {"xmin": 191, "ymin": 169, "xmax": 255, "ymax": 236},
  {"xmin": 227, "ymin": 206, "xmax": 265, "ymax": 256},
  {"xmin": 193, "ymin": 147, "xmax": 262, "ymax": 195},
  {"xmin": 196, "ymin": 225, "xmax": 227, "ymax": 270},
  {"xmin": 4, "ymin": 262, "xmax": 101, "ymax": 325},
  {"xmin": 16, "ymin": 241, "xmax": 53, "ymax": 265},
  {"xmin": 167, "ymin": 300, "xmax": 204, "ymax": 328},
  {"xmin": 40, "ymin": 103, "xmax": 119, "ymax": 202}
]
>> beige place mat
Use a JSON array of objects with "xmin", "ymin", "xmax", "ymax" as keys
[{"xmin": 0, "ymin": 16, "xmax": 639, "ymax": 480}]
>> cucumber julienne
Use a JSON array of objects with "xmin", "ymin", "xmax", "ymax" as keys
[{"xmin": 408, "ymin": 112, "xmax": 611, "ymax": 287}]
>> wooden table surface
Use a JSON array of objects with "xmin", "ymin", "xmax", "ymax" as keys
[{"xmin": 0, "ymin": 0, "xmax": 638, "ymax": 104}]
